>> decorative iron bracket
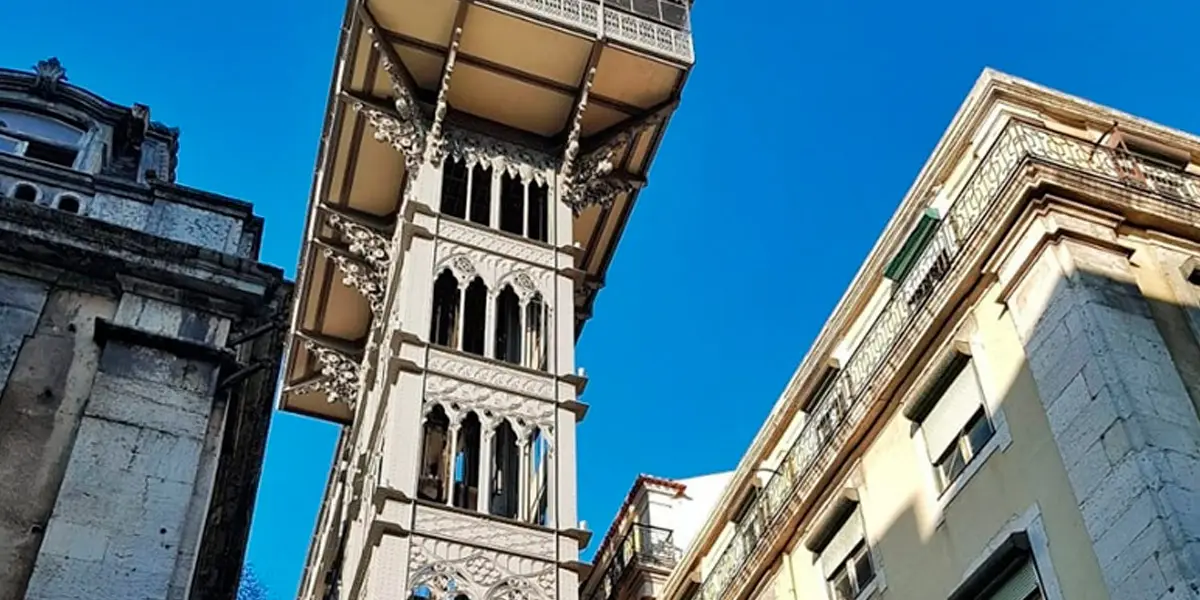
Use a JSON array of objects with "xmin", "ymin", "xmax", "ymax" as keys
[{"xmin": 293, "ymin": 339, "xmax": 363, "ymax": 408}]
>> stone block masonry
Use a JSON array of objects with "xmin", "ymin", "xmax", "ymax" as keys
[{"xmin": 1008, "ymin": 233, "xmax": 1200, "ymax": 600}]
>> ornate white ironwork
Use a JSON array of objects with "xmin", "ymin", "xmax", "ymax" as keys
[
  {"xmin": 322, "ymin": 213, "xmax": 391, "ymax": 316},
  {"xmin": 603, "ymin": 8, "xmax": 694, "ymax": 63},
  {"xmin": 484, "ymin": 0, "xmax": 693, "ymax": 64},
  {"xmin": 442, "ymin": 127, "xmax": 556, "ymax": 187},
  {"xmin": 427, "ymin": 27, "xmax": 463, "ymax": 165},
  {"xmin": 293, "ymin": 341, "xmax": 362, "ymax": 407},
  {"xmin": 560, "ymin": 114, "xmax": 663, "ymax": 214},
  {"xmin": 694, "ymin": 120, "xmax": 1200, "ymax": 600}
]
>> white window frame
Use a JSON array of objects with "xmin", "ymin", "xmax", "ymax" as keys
[
  {"xmin": 826, "ymin": 540, "xmax": 878, "ymax": 600},
  {"xmin": 0, "ymin": 110, "xmax": 85, "ymax": 169}
]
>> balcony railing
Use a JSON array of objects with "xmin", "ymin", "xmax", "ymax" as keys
[
  {"xmin": 488, "ymin": 0, "xmax": 694, "ymax": 64},
  {"xmin": 590, "ymin": 523, "xmax": 680, "ymax": 600},
  {"xmin": 694, "ymin": 120, "xmax": 1200, "ymax": 600}
]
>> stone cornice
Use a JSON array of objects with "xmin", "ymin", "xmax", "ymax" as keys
[{"xmin": 0, "ymin": 195, "xmax": 287, "ymax": 311}]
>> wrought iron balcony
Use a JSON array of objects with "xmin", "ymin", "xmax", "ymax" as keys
[
  {"xmin": 590, "ymin": 523, "xmax": 680, "ymax": 600},
  {"xmin": 694, "ymin": 120, "xmax": 1200, "ymax": 600},
  {"xmin": 487, "ymin": 0, "xmax": 694, "ymax": 63}
]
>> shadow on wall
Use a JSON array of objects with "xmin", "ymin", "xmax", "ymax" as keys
[{"xmin": 778, "ymin": 229, "xmax": 1200, "ymax": 600}]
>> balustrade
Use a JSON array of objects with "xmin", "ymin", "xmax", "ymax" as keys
[{"xmin": 486, "ymin": 0, "xmax": 694, "ymax": 63}]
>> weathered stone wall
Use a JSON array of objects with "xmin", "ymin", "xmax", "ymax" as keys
[
  {"xmin": 18, "ymin": 294, "xmax": 231, "ymax": 600},
  {"xmin": 1008, "ymin": 234, "xmax": 1200, "ymax": 600},
  {"xmin": 0, "ymin": 274, "xmax": 118, "ymax": 599}
]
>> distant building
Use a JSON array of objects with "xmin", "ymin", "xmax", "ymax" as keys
[
  {"xmin": 656, "ymin": 70, "xmax": 1200, "ymax": 600},
  {"xmin": 580, "ymin": 473, "xmax": 729, "ymax": 600},
  {"xmin": 0, "ymin": 58, "xmax": 290, "ymax": 599},
  {"xmin": 278, "ymin": 0, "xmax": 697, "ymax": 598}
]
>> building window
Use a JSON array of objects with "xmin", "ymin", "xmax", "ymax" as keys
[
  {"xmin": 13, "ymin": 182, "xmax": 38, "ymax": 202},
  {"xmin": 906, "ymin": 352, "xmax": 994, "ymax": 494},
  {"xmin": 499, "ymin": 173, "xmax": 525, "ymax": 236},
  {"xmin": 56, "ymin": 194, "xmax": 81, "ymax": 214},
  {"xmin": 418, "ymin": 406, "xmax": 451, "ymax": 503},
  {"xmin": 452, "ymin": 412, "xmax": 483, "ymax": 511},
  {"xmin": 807, "ymin": 501, "xmax": 877, "ymax": 600},
  {"xmin": 468, "ymin": 164, "xmax": 492, "ymax": 226},
  {"xmin": 527, "ymin": 182, "xmax": 549, "ymax": 242},
  {"xmin": 462, "ymin": 277, "xmax": 488, "ymax": 356},
  {"xmin": 0, "ymin": 108, "xmax": 83, "ymax": 169},
  {"xmin": 828, "ymin": 542, "xmax": 876, "ymax": 600},
  {"xmin": 978, "ymin": 559, "xmax": 1042, "ymax": 600},
  {"xmin": 440, "ymin": 159, "xmax": 469, "ymax": 219},
  {"xmin": 491, "ymin": 420, "xmax": 521, "ymax": 519},
  {"xmin": 494, "ymin": 285, "xmax": 523, "ymax": 365},
  {"xmin": 933, "ymin": 409, "xmax": 995, "ymax": 492},
  {"xmin": 430, "ymin": 270, "xmax": 461, "ymax": 347}
]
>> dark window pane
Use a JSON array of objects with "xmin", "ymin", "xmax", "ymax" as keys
[
  {"xmin": 469, "ymin": 165, "xmax": 491, "ymax": 225},
  {"xmin": 661, "ymin": 2, "xmax": 688, "ymax": 27},
  {"xmin": 937, "ymin": 445, "xmax": 967, "ymax": 490},
  {"xmin": 853, "ymin": 547, "xmax": 875, "ymax": 590},
  {"xmin": 441, "ymin": 160, "xmax": 468, "ymax": 218},
  {"xmin": 499, "ymin": 175, "xmax": 524, "ymax": 235},
  {"xmin": 527, "ymin": 183, "xmax": 548, "ymax": 242},
  {"xmin": 965, "ymin": 411, "xmax": 995, "ymax": 458},
  {"xmin": 24, "ymin": 141, "xmax": 76, "ymax": 168},
  {"xmin": 0, "ymin": 136, "xmax": 19, "ymax": 154},
  {"xmin": 13, "ymin": 183, "xmax": 37, "ymax": 202}
]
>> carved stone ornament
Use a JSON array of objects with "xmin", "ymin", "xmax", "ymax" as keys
[
  {"xmin": 408, "ymin": 536, "xmax": 554, "ymax": 600},
  {"xmin": 442, "ymin": 127, "xmax": 555, "ymax": 187},
  {"xmin": 294, "ymin": 340, "xmax": 362, "ymax": 407},
  {"xmin": 31, "ymin": 57, "xmax": 67, "ymax": 98},
  {"xmin": 327, "ymin": 213, "xmax": 392, "ymax": 271},
  {"xmin": 322, "ymin": 248, "xmax": 385, "ymax": 316}
]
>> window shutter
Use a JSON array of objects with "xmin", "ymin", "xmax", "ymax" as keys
[
  {"xmin": 984, "ymin": 560, "xmax": 1039, "ymax": 600},
  {"xmin": 819, "ymin": 508, "xmax": 865, "ymax": 578},
  {"xmin": 921, "ymin": 357, "xmax": 985, "ymax": 457}
]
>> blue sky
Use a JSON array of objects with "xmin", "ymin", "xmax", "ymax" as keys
[{"xmin": 6, "ymin": 0, "xmax": 1200, "ymax": 598}]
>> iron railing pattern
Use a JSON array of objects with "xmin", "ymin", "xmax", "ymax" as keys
[
  {"xmin": 694, "ymin": 120, "xmax": 1200, "ymax": 600},
  {"xmin": 590, "ymin": 523, "xmax": 680, "ymax": 600},
  {"xmin": 488, "ymin": 0, "xmax": 694, "ymax": 63}
]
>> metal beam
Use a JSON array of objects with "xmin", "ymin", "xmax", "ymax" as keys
[{"xmin": 428, "ymin": 24, "xmax": 464, "ymax": 163}]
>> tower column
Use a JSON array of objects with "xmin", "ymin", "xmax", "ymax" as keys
[
  {"xmin": 518, "ymin": 436, "xmax": 531, "ymax": 521},
  {"xmin": 484, "ymin": 291, "xmax": 497, "ymax": 358},
  {"xmin": 478, "ymin": 426, "xmax": 494, "ymax": 514},
  {"xmin": 444, "ymin": 422, "xmax": 461, "ymax": 505}
]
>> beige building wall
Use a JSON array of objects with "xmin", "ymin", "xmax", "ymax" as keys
[{"xmin": 661, "ymin": 70, "xmax": 1200, "ymax": 600}]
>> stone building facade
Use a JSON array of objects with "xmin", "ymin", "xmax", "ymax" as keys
[
  {"xmin": 0, "ymin": 59, "xmax": 291, "ymax": 600},
  {"xmin": 278, "ymin": 1, "xmax": 696, "ymax": 599},
  {"xmin": 639, "ymin": 70, "xmax": 1200, "ymax": 600}
]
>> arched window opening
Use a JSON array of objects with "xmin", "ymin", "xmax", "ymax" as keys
[
  {"xmin": 440, "ymin": 159, "xmax": 468, "ymax": 219},
  {"xmin": 494, "ymin": 285, "xmax": 523, "ymax": 365},
  {"xmin": 524, "ymin": 293, "xmax": 548, "ymax": 371},
  {"xmin": 469, "ymin": 164, "xmax": 491, "ymax": 226},
  {"xmin": 452, "ymin": 412, "xmax": 482, "ymax": 511},
  {"xmin": 0, "ymin": 108, "xmax": 83, "ymax": 169},
  {"xmin": 13, "ymin": 183, "xmax": 37, "ymax": 202},
  {"xmin": 529, "ymin": 428, "xmax": 550, "ymax": 526},
  {"xmin": 418, "ymin": 406, "xmax": 451, "ymax": 503},
  {"xmin": 57, "ymin": 194, "xmax": 80, "ymax": 214},
  {"xmin": 527, "ymin": 182, "xmax": 549, "ymax": 243},
  {"xmin": 430, "ymin": 270, "xmax": 461, "ymax": 347},
  {"xmin": 462, "ymin": 277, "xmax": 487, "ymax": 356},
  {"xmin": 490, "ymin": 420, "xmax": 520, "ymax": 519},
  {"xmin": 499, "ymin": 174, "xmax": 525, "ymax": 236}
]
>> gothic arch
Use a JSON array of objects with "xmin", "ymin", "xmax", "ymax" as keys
[{"xmin": 409, "ymin": 563, "xmax": 475, "ymax": 600}]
